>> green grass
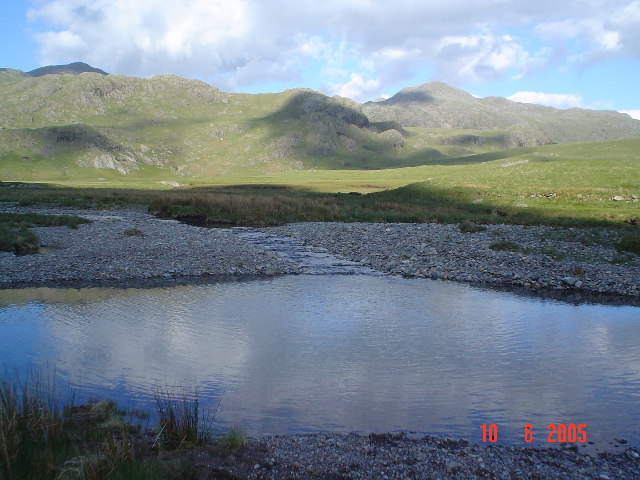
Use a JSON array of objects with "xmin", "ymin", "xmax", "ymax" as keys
[
  {"xmin": 1, "ymin": 138, "xmax": 639, "ymax": 232},
  {"xmin": 0, "ymin": 225, "xmax": 40, "ymax": 254},
  {"xmin": 0, "ymin": 212, "xmax": 90, "ymax": 255}
]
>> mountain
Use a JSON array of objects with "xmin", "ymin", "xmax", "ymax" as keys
[
  {"xmin": 0, "ymin": 68, "xmax": 639, "ymax": 181},
  {"xmin": 27, "ymin": 62, "xmax": 108, "ymax": 77},
  {"xmin": 362, "ymin": 82, "xmax": 640, "ymax": 145}
]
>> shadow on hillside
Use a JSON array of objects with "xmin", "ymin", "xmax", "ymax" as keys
[
  {"xmin": 246, "ymin": 91, "xmax": 478, "ymax": 169},
  {"xmin": 244, "ymin": 90, "xmax": 540, "ymax": 169},
  {"xmin": 377, "ymin": 90, "xmax": 434, "ymax": 104}
]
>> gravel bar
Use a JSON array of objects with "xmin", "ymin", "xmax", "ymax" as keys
[
  {"xmin": 267, "ymin": 222, "xmax": 640, "ymax": 300},
  {"xmin": 0, "ymin": 205, "xmax": 299, "ymax": 288}
]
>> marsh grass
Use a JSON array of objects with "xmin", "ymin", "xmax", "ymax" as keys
[
  {"xmin": 154, "ymin": 387, "xmax": 216, "ymax": 449},
  {"xmin": 216, "ymin": 427, "xmax": 247, "ymax": 451},
  {"xmin": 0, "ymin": 370, "xmax": 220, "ymax": 480}
]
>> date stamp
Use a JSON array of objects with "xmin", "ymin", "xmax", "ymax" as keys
[{"xmin": 480, "ymin": 424, "xmax": 588, "ymax": 443}]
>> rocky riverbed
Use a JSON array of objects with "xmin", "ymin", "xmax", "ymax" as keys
[
  {"xmin": 171, "ymin": 432, "xmax": 640, "ymax": 480},
  {"xmin": 269, "ymin": 222, "xmax": 640, "ymax": 299},
  {"xmin": 1, "ymin": 205, "xmax": 639, "ymax": 301},
  {"xmin": 0, "ymin": 205, "xmax": 298, "ymax": 288}
]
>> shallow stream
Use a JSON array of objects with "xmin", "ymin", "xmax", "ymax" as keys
[{"xmin": 1, "ymin": 274, "xmax": 639, "ymax": 450}]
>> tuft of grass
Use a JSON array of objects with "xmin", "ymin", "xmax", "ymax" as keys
[
  {"xmin": 216, "ymin": 427, "xmax": 247, "ymax": 451},
  {"xmin": 154, "ymin": 387, "xmax": 216, "ymax": 449},
  {"xmin": 0, "ymin": 225, "xmax": 40, "ymax": 255},
  {"xmin": 489, "ymin": 241, "xmax": 521, "ymax": 252},
  {"xmin": 616, "ymin": 233, "xmax": 640, "ymax": 255},
  {"xmin": 458, "ymin": 220, "xmax": 487, "ymax": 233},
  {"xmin": 0, "ymin": 369, "xmax": 195, "ymax": 480},
  {"xmin": 123, "ymin": 227, "xmax": 145, "ymax": 237},
  {"xmin": 0, "ymin": 212, "xmax": 90, "ymax": 255}
]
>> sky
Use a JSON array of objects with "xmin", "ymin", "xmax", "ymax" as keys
[{"xmin": 1, "ymin": 0, "xmax": 640, "ymax": 118}]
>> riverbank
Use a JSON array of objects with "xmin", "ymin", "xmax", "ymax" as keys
[
  {"xmin": 0, "ymin": 204, "xmax": 299, "ymax": 288},
  {"xmin": 180, "ymin": 432, "xmax": 640, "ymax": 480},
  {"xmin": 1, "ymin": 204, "xmax": 638, "ymax": 301},
  {"xmin": 270, "ymin": 222, "xmax": 640, "ymax": 298}
]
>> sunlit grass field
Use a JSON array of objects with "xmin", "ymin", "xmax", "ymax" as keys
[{"xmin": 1, "ymin": 138, "xmax": 639, "ymax": 229}]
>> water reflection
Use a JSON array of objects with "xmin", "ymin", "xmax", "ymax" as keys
[{"xmin": 1, "ymin": 275, "xmax": 639, "ymax": 448}]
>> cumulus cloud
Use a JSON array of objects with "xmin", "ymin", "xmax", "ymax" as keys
[
  {"xmin": 26, "ymin": 0, "xmax": 640, "ymax": 100},
  {"xmin": 620, "ymin": 110, "xmax": 640, "ymax": 119},
  {"xmin": 327, "ymin": 73, "xmax": 381, "ymax": 100},
  {"xmin": 434, "ymin": 34, "xmax": 533, "ymax": 84},
  {"xmin": 508, "ymin": 91, "xmax": 583, "ymax": 109}
]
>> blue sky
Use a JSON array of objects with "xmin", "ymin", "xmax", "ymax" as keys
[{"xmin": 2, "ymin": 0, "xmax": 640, "ymax": 117}]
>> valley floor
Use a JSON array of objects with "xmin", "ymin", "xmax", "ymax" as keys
[{"xmin": 0, "ymin": 204, "xmax": 638, "ymax": 303}]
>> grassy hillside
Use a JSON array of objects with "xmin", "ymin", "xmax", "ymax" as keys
[
  {"xmin": 362, "ymin": 82, "xmax": 640, "ymax": 145},
  {"xmin": 0, "ymin": 71, "xmax": 437, "ymax": 179},
  {"xmin": 2, "ymin": 70, "xmax": 639, "ymax": 183}
]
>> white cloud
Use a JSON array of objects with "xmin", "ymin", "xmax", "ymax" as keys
[
  {"xmin": 434, "ymin": 34, "xmax": 532, "ymax": 84},
  {"xmin": 620, "ymin": 110, "xmax": 640, "ymax": 119},
  {"xmin": 327, "ymin": 73, "xmax": 381, "ymax": 99},
  {"xmin": 26, "ymin": 0, "xmax": 640, "ymax": 99},
  {"xmin": 508, "ymin": 91, "xmax": 583, "ymax": 109}
]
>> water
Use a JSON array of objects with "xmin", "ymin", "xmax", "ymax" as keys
[
  {"xmin": 231, "ymin": 228, "xmax": 383, "ymax": 275},
  {"xmin": 1, "ymin": 275, "xmax": 639, "ymax": 450}
]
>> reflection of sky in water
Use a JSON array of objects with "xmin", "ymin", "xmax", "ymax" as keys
[{"xmin": 1, "ymin": 275, "xmax": 639, "ymax": 448}]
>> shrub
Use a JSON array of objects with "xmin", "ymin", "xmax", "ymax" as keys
[{"xmin": 489, "ymin": 241, "xmax": 521, "ymax": 252}]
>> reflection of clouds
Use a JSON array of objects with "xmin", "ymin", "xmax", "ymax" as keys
[{"xmin": 1, "ymin": 276, "xmax": 639, "ymax": 447}]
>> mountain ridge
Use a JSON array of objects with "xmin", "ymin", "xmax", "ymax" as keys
[{"xmin": 1, "ymin": 64, "xmax": 639, "ymax": 180}]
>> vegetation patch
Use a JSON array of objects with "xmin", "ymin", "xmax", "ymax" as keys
[
  {"xmin": 616, "ymin": 233, "xmax": 640, "ymax": 255},
  {"xmin": 489, "ymin": 241, "xmax": 521, "ymax": 252},
  {"xmin": 124, "ymin": 227, "xmax": 145, "ymax": 237},
  {"xmin": 0, "ymin": 212, "xmax": 90, "ymax": 255},
  {"xmin": 458, "ymin": 220, "xmax": 487, "ymax": 233},
  {"xmin": 0, "ymin": 371, "xmax": 240, "ymax": 480},
  {"xmin": 0, "ymin": 225, "xmax": 40, "ymax": 255}
]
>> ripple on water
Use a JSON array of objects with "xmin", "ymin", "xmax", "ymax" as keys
[{"xmin": 0, "ymin": 274, "xmax": 639, "ymax": 450}]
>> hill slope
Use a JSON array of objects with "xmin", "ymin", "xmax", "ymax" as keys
[
  {"xmin": 0, "ymin": 69, "xmax": 639, "ymax": 182},
  {"xmin": 362, "ymin": 82, "xmax": 640, "ymax": 145},
  {"xmin": 27, "ymin": 62, "xmax": 109, "ymax": 77}
]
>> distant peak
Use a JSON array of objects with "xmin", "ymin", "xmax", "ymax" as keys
[
  {"xmin": 28, "ymin": 62, "xmax": 108, "ymax": 77},
  {"xmin": 380, "ymin": 81, "xmax": 476, "ymax": 105}
]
